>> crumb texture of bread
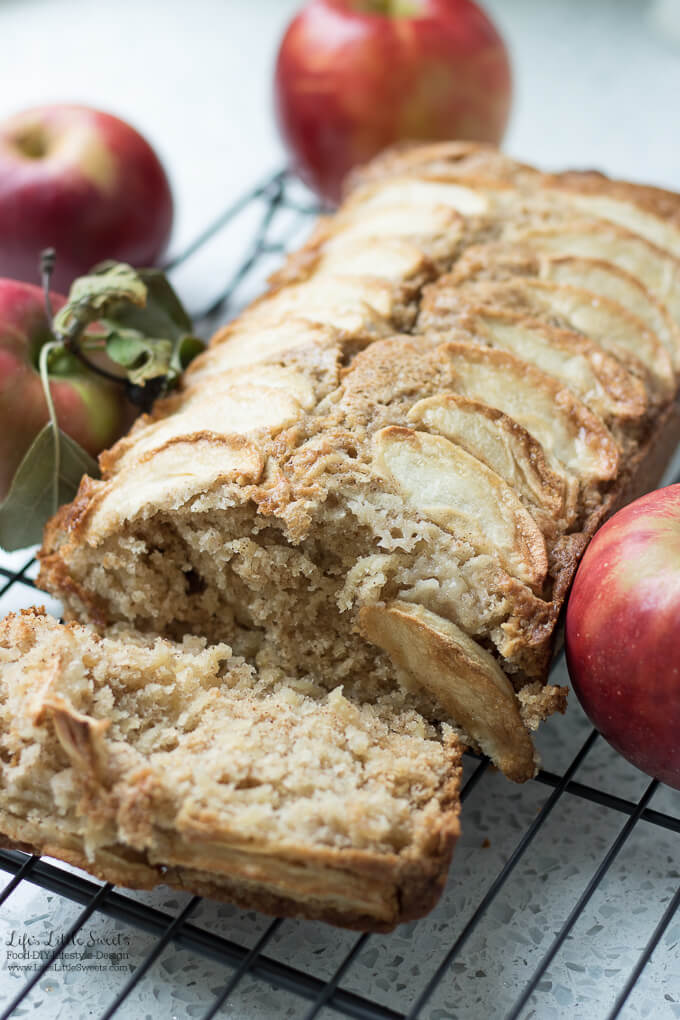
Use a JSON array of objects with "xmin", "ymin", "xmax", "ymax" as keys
[
  {"xmin": 3, "ymin": 142, "xmax": 679, "ymax": 927},
  {"xmin": 0, "ymin": 610, "xmax": 461, "ymax": 930}
]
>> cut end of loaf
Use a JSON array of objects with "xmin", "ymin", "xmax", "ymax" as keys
[
  {"xmin": 39, "ymin": 417, "xmax": 569, "ymax": 781},
  {"xmin": 0, "ymin": 608, "xmax": 462, "ymax": 930}
]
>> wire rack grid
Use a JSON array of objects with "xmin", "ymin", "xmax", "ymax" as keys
[{"xmin": 0, "ymin": 170, "xmax": 678, "ymax": 1020}]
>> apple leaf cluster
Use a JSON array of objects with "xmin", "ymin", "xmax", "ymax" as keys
[
  {"xmin": 0, "ymin": 262, "xmax": 205, "ymax": 551},
  {"xmin": 53, "ymin": 262, "xmax": 204, "ymax": 390}
]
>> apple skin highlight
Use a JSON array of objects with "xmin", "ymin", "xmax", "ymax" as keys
[{"xmin": 566, "ymin": 484, "xmax": 680, "ymax": 790}]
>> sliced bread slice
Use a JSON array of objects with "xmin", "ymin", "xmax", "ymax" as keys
[{"xmin": 0, "ymin": 609, "xmax": 462, "ymax": 931}]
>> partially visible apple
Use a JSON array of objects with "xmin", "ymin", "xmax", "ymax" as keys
[
  {"xmin": 0, "ymin": 278, "xmax": 126, "ymax": 500},
  {"xmin": 565, "ymin": 485, "xmax": 680, "ymax": 790},
  {"xmin": 0, "ymin": 105, "xmax": 173, "ymax": 292},
  {"xmin": 274, "ymin": 0, "xmax": 512, "ymax": 204}
]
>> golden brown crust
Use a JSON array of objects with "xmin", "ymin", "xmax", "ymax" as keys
[
  {"xmin": 345, "ymin": 140, "xmax": 680, "ymax": 244},
  {"xmin": 419, "ymin": 294, "xmax": 650, "ymax": 437},
  {"xmin": 407, "ymin": 392, "xmax": 572, "ymax": 522},
  {"xmin": 343, "ymin": 140, "xmax": 521, "ymax": 194},
  {"xmin": 438, "ymin": 340, "xmax": 622, "ymax": 488},
  {"xmin": 442, "ymin": 255, "xmax": 677, "ymax": 405},
  {"xmin": 0, "ymin": 828, "xmax": 458, "ymax": 933},
  {"xmin": 0, "ymin": 821, "xmax": 459, "ymax": 933},
  {"xmin": 546, "ymin": 170, "xmax": 680, "ymax": 233}
]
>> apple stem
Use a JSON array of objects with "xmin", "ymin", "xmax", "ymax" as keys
[
  {"xmin": 38, "ymin": 340, "xmax": 62, "ymax": 516},
  {"xmin": 40, "ymin": 248, "xmax": 57, "ymax": 325}
]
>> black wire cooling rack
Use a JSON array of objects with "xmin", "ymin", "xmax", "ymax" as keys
[{"xmin": 0, "ymin": 170, "xmax": 678, "ymax": 1020}]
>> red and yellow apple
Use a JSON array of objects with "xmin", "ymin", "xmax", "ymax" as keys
[
  {"xmin": 0, "ymin": 105, "xmax": 173, "ymax": 293},
  {"xmin": 565, "ymin": 485, "xmax": 680, "ymax": 790},
  {"xmin": 274, "ymin": 0, "xmax": 512, "ymax": 203},
  {"xmin": 0, "ymin": 278, "xmax": 126, "ymax": 500}
]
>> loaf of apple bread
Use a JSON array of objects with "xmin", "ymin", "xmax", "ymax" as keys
[{"xmin": 0, "ymin": 143, "xmax": 678, "ymax": 928}]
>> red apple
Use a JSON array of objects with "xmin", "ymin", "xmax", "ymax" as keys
[
  {"xmin": 274, "ymin": 0, "xmax": 512, "ymax": 204},
  {"xmin": 0, "ymin": 105, "xmax": 173, "ymax": 293},
  {"xmin": 0, "ymin": 278, "xmax": 126, "ymax": 500},
  {"xmin": 565, "ymin": 485, "xmax": 680, "ymax": 790}
]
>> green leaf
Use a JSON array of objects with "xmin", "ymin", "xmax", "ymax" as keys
[
  {"xmin": 52, "ymin": 263, "xmax": 147, "ymax": 344},
  {"xmin": 139, "ymin": 267, "xmax": 193, "ymax": 333},
  {"xmin": 107, "ymin": 269, "xmax": 204, "ymax": 386},
  {"xmin": 172, "ymin": 334, "xmax": 205, "ymax": 375},
  {"xmin": 50, "ymin": 260, "xmax": 204, "ymax": 403},
  {"xmin": 104, "ymin": 326, "xmax": 152, "ymax": 368},
  {"xmin": 127, "ymin": 339, "xmax": 173, "ymax": 385},
  {"xmin": 0, "ymin": 425, "xmax": 100, "ymax": 552}
]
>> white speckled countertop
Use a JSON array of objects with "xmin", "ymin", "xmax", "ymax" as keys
[{"xmin": 0, "ymin": 1, "xmax": 679, "ymax": 1017}]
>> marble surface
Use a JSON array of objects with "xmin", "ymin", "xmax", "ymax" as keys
[{"xmin": 0, "ymin": 1, "xmax": 679, "ymax": 1018}]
